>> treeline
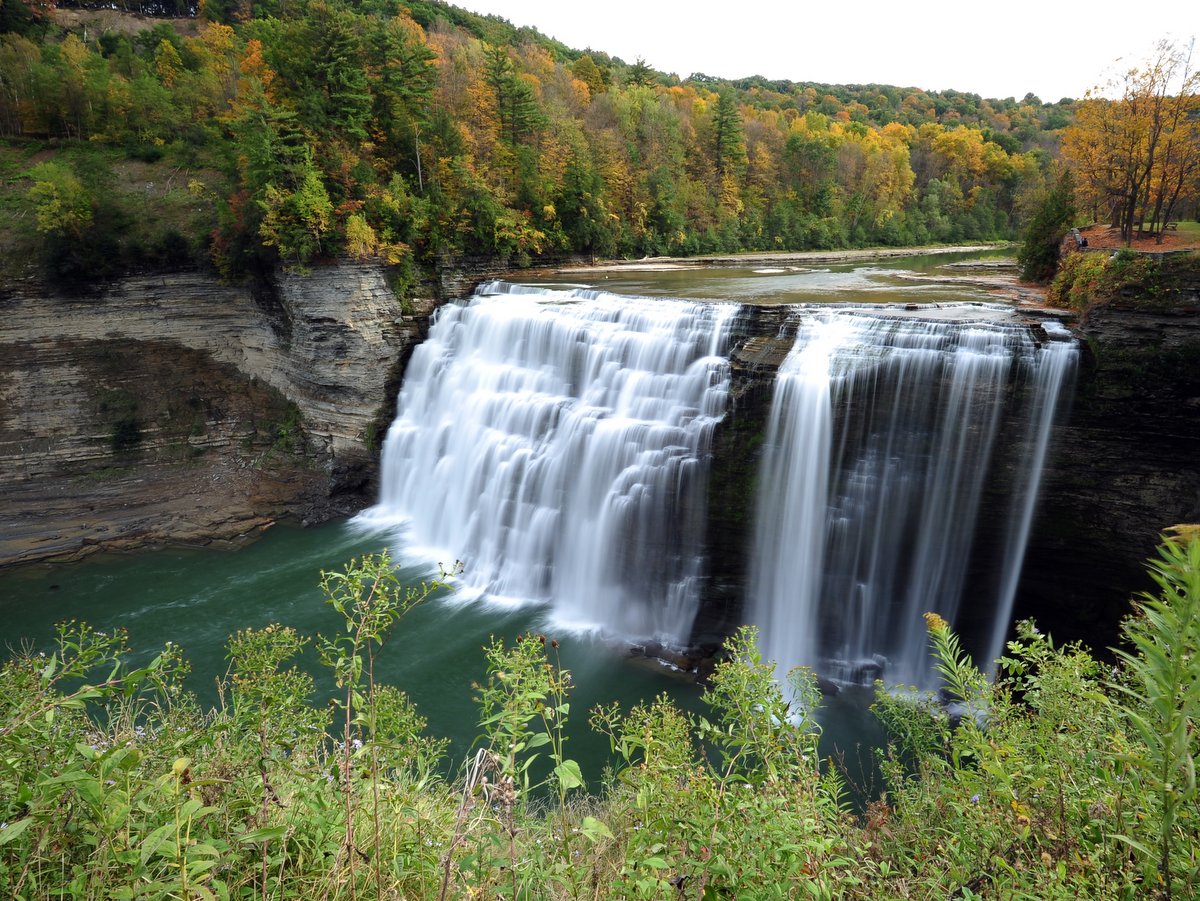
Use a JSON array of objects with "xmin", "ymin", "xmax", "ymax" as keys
[{"xmin": 2, "ymin": 0, "xmax": 1074, "ymax": 283}]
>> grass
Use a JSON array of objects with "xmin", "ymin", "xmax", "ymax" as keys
[{"xmin": 1168, "ymin": 219, "xmax": 1200, "ymax": 243}]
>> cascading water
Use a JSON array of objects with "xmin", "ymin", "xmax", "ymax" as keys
[
  {"xmin": 364, "ymin": 281, "xmax": 738, "ymax": 642},
  {"xmin": 750, "ymin": 307, "xmax": 1076, "ymax": 688}
]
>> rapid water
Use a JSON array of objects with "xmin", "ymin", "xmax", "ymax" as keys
[
  {"xmin": 362, "ymin": 282, "xmax": 738, "ymax": 643},
  {"xmin": 750, "ymin": 309, "xmax": 1076, "ymax": 687}
]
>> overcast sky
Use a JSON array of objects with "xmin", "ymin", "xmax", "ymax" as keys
[{"xmin": 450, "ymin": 0, "xmax": 1197, "ymax": 102}]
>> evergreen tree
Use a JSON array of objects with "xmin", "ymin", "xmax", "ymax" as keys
[
  {"xmin": 1018, "ymin": 169, "xmax": 1075, "ymax": 283},
  {"xmin": 712, "ymin": 90, "xmax": 745, "ymax": 180}
]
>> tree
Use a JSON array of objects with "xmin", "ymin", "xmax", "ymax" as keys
[
  {"xmin": 626, "ymin": 56, "xmax": 654, "ymax": 88},
  {"xmin": 570, "ymin": 53, "xmax": 605, "ymax": 96},
  {"xmin": 1063, "ymin": 39, "xmax": 1200, "ymax": 243},
  {"xmin": 483, "ymin": 43, "xmax": 544, "ymax": 148},
  {"xmin": 712, "ymin": 90, "xmax": 745, "ymax": 181},
  {"xmin": 1017, "ymin": 168, "xmax": 1075, "ymax": 282},
  {"xmin": 258, "ymin": 150, "xmax": 334, "ymax": 266},
  {"xmin": 27, "ymin": 161, "xmax": 92, "ymax": 238},
  {"xmin": 367, "ymin": 13, "xmax": 436, "ymax": 183}
]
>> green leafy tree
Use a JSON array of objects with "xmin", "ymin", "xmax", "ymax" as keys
[
  {"xmin": 27, "ymin": 160, "xmax": 92, "ymax": 238},
  {"xmin": 367, "ymin": 13, "xmax": 437, "ymax": 182},
  {"xmin": 712, "ymin": 90, "xmax": 746, "ymax": 181},
  {"xmin": 626, "ymin": 56, "xmax": 654, "ymax": 88},
  {"xmin": 483, "ymin": 42, "xmax": 545, "ymax": 148},
  {"xmin": 258, "ymin": 150, "xmax": 334, "ymax": 266},
  {"xmin": 1018, "ymin": 168, "xmax": 1076, "ymax": 282}
]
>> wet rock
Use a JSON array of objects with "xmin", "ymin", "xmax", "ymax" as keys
[{"xmin": 816, "ymin": 676, "xmax": 841, "ymax": 697}]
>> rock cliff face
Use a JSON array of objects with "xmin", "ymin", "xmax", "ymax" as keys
[
  {"xmin": 693, "ymin": 299, "xmax": 1200, "ymax": 661},
  {"xmin": 0, "ymin": 264, "xmax": 432, "ymax": 568},
  {"xmin": 1013, "ymin": 302, "xmax": 1200, "ymax": 650}
]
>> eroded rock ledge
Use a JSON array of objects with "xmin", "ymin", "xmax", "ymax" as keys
[{"xmin": 0, "ymin": 264, "xmax": 433, "ymax": 568}]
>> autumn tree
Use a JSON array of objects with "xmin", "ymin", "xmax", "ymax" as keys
[
  {"xmin": 570, "ymin": 53, "xmax": 605, "ymax": 96},
  {"xmin": 1063, "ymin": 39, "xmax": 1200, "ymax": 243},
  {"xmin": 27, "ymin": 161, "xmax": 93, "ymax": 238}
]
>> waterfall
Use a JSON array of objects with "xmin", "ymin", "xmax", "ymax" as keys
[
  {"xmin": 750, "ymin": 307, "xmax": 1077, "ymax": 687},
  {"xmin": 365, "ymin": 281, "xmax": 738, "ymax": 642},
  {"xmin": 364, "ymin": 276, "xmax": 1075, "ymax": 685}
]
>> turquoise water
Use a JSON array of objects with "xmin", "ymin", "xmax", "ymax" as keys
[{"xmin": 0, "ymin": 519, "xmax": 708, "ymax": 775}]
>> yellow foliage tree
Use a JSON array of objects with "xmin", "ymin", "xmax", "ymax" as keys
[{"xmin": 1062, "ymin": 39, "xmax": 1200, "ymax": 243}]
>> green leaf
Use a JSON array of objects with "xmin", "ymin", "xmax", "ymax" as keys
[
  {"xmin": 553, "ymin": 758, "xmax": 584, "ymax": 790},
  {"xmin": 525, "ymin": 732, "xmax": 551, "ymax": 749},
  {"xmin": 0, "ymin": 817, "xmax": 32, "ymax": 846},
  {"xmin": 642, "ymin": 856, "xmax": 668, "ymax": 869},
  {"xmin": 140, "ymin": 823, "xmax": 177, "ymax": 865},
  {"xmin": 237, "ymin": 826, "xmax": 288, "ymax": 844},
  {"xmin": 579, "ymin": 816, "xmax": 613, "ymax": 842}
]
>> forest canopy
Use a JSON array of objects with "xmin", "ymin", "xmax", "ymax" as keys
[{"xmin": 0, "ymin": 0, "xmax": 1130, "ymax": 284}]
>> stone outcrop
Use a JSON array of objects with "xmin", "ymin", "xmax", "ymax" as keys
[
  {"xmin": 0, "ymin": 264, "xmax": 433, "ymax": 568},
  {"xmin": 692, "ymin": 306, "xmax": 794, "ymax": 649},
  {"xmin": 1013, "ymin": 302, "xmax": 1200, "ymax": 650}
]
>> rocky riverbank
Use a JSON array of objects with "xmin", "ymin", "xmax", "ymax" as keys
[{"xmin": 0, "ymin": 264, "xmax": 433, "ymax": 568}]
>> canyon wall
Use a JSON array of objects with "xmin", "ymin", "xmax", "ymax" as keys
[
  {"xmin": 0, "ymin": 264, "xmax": 432, "ymax": 567},
  {"xmin": 1013, "ymin": 301, "xmax": 1200, "ymax": 649}
]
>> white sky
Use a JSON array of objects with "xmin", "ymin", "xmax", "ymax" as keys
[{"xmin": 450, "ymin": 0, "xmax": 1198, "ymax": 102}]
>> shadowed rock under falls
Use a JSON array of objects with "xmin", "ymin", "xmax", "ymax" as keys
[
  {"xmin": 750, "ymin": 307, "xmax": 1077, "ymax": 689},
  {"xmin": 363, "ymin": 281, "xmax": 739, "ymax": 641}
]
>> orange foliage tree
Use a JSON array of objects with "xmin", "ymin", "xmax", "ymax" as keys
[{"xmin": 1063, "ymin": 39, "xmax": 1200, "ymax": 243}]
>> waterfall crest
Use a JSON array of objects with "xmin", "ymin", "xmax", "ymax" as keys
[
  {"xmin": 365, "ymin": 281, "xmax": 738, "ymax": 641},
  {"xmin": 750, "ymin": 308, "xmax": 1076, "ymax": 686}
]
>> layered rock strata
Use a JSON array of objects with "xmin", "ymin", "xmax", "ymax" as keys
[{"xmin": 0, "ymin": 264, "xmax": 431, "ymax": 568}]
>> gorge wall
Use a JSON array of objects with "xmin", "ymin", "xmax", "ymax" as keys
[
  {"xmin": 1012, "ymin": 299, "xmax": 1200, "ymax": 650},
  {"xmin": 0, "ymin": 263, "xmax": 433, "ymax": 568}
]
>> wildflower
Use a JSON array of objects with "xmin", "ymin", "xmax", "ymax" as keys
[
  {"xmin": 970, "ymin": 794, "xmax": 980, "ymax": 804},
  {"xmin": 923, "ymin": 612, "xmax": 948, "ymax": 633}
]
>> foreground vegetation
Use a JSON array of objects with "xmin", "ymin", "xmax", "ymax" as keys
[{"xmin": 2, "ymin": 533, "xmax": 1199, "ymax": 899}]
